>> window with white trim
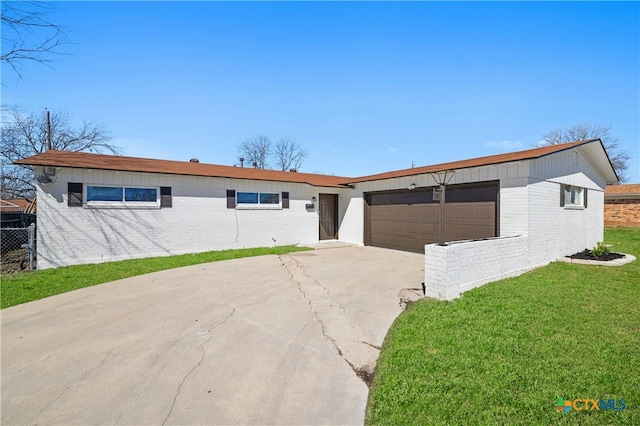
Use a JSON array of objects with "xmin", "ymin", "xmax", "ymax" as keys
[
  {"xmin": 86, "ymin": 185, "xmax": 159, "ymax": 206},
  {"xmin": 237, "ymin": 192, "xmax": 280, "ymax": 205},
  {"xmin": 561, "ymin": 185, "xmax": 587, "ymax": 209}
]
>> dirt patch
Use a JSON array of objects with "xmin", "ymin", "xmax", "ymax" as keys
[
  {"xmin": 354, "ymin": 368, "xmax": 376, "ymax": 387},
  {"xmin": 567, "ymin": 249, "xmax": 625, "ymax": 262},
  {"xmin": 1, "ymin": 249, "xmax": 27, "ymax": 275},
  {"xmin": 1, "ymin": 249, "xmax": 35, "ymax": 275}
]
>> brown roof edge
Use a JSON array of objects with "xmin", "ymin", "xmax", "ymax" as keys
[
  {"xmin": 605, "ymin": 184, "xmax": 640, "ymax": 196},
  {"xmin": 15, "ymin": 150, "xmax": 350, "ymax": 188},
  {"xmin": 343, "ymin": 139, "xmax": 601, "ymax": 184},
  {"xmin": 15, "ymin": 139, "xmax": 610, "ymax": 188}
]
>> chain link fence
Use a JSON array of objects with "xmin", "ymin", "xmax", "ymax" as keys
[{"xmin": 1, "ymin": 224, "xmax": 36, "ymax": 273}]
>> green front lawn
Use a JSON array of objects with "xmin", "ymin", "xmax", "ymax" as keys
[
  {"xmin": 1, "ymin": 245, "xmax": 310, "ymax": 309},
  {"xmin": 367, "ymin": 228, "xmax": 639, "ymax": 425}
]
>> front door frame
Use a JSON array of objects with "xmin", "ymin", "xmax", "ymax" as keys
[{"xmin": 319, "ymin": 193, "xmax": 338, "ymax": 240}]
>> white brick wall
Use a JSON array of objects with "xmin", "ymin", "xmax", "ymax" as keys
[
  {"xmin": 35, "ymin": 146, "xmax": 608, "ymax": 276},
  {"xmin": 338, "ymin": 191, "xmax": 364, "ymax": 245},
  {"xmin": 424, "ymin": 236, "xmax": 530, "ymax": 300},
  {"xmin": 423, "ymin": 148, "xmax": 607, "ymax": 301},
  {"xmin": 36, "ymin": 169, "xmax": 341, "ymax": 268},
  {"xmin": 526, "ymin": 178, "xmax": 604, "ymax": 266}
]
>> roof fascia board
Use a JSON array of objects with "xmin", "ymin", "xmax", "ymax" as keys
[{"xmin": 39, "ymin": 162, "xmax": 349, "ymax": 188}]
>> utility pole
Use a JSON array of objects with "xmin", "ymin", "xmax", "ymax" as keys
[{"xmin": 45, "ymin": 108, "xmax": 52, "ymax": 151}]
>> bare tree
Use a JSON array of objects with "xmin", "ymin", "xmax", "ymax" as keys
[
  {"xmin": 274, "ymin": 137, "xmax": 308, "ymax": 171},
  {"xmin": 1, "ymin": 106, "xmax": 120, "ymax": 199},
  {"xmin": 540, "ymin": 123, "xmax": 630, "ymax": 182},
  {"xmin": 1, "ymin": 1, "xmax": 68, "ymax": 78},
  {"xmin": 237, "ymin": 135, "xmax": 271, "ymax": 169}
]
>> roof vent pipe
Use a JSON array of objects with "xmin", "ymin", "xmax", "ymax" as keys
[
  {"xmin": 253, "ymin": 162, "xmax": 258, "ymax": 168},
  {"xmin": 290, "ymin": 168, "xmax": 297, "ymax": 172},
  {"xmin": 239, "ymin": 157, "xmax": 244, "ymax": 168},
  {"xmin": 190, "ymin": 158, "xmax": 199, "ymax": 163}
]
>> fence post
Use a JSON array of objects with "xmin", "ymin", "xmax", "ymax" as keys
[{"xmin": 28, "ymin": 223, "xmax": 36, "ymax": 270}]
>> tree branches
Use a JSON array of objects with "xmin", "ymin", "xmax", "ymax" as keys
[
  {"xmin": 1, "ymin": 107, "xmax": 121, "ymax": 198},
  {"xmin": 1, "ymin": 1, "xmax": 68, "ymax": 78},
  {"xmin": 237, "ymin": 135, "xmax": 308, "ymax": 171},
  {"xmin": 540, "ymin": 123, "xmax": 630, "ymax": 182},
  {"xmin": 237, "ymin": 135, "xmax": 272, "ymax": 169},
  {"xmin": 274, "ymin": 138, "xmax": 307, "ymax": 171}
]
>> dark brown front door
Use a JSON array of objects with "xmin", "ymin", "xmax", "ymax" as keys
[{"xmin": 319, "ymin": 194, "xmax": 338, "ymax": 240}]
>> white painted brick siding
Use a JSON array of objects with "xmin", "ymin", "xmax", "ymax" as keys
[
  {"xmin": 526, "ymin": 178, "xmax": 604, "ymax": 266},
  {"xmin": 425, "ymin": 236, "xmax": 529, "ymax": 300},
  {"xmin": 423, "ymin": 148, "xmax": 607, "ymax": 301},
  {"xmin": 35, "ymin": 146, "xmax": 608, "ymax": 278},
  {"xmin": 36, "ymin": 169, "xmax": 344, "ymax": 268}
]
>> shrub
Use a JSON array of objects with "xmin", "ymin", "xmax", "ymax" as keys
[{"xmin": 590, "ymin": 241, "xmax": 610, "ymax": 258}]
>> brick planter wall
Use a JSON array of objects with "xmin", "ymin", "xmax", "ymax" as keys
[{"xmin": 424, "ymin": 236, "xmax": 533, "ymax": 301}]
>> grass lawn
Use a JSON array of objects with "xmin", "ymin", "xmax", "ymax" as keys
[
  {"xmin": 1, "ymin": 245, "xmax": 310, "ymax": 309},
  {"xmin": 367, "ymin": 228, "xmax": 639, "ymax": 425}
]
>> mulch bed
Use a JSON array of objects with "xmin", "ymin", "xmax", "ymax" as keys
[{"xmin": 567, "ymin": 249, "xmax": 625, "ymax": 262}]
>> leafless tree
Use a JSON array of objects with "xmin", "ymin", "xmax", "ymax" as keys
[
  {"xmin": 274, "ymin": 137, "xmax": 308, "ymax": 171},
  {"xmin": 1, "ymin": 106, "xmax": 120, "ymax": 199},
  {"xmin": 1, "ymin": 1, "xmax": 68, "ymax": 78},
  {"xmin": 540, "ymin": 123, "xmax": 630, "ymax": 182},
  {"xmin": 237, "ymin": 135, "xmax": 272, "ymax": 169}
]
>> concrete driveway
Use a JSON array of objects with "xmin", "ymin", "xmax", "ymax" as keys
[{"xmin": 1, "ymin": 245, "xmax": 424, "ymax": 425}]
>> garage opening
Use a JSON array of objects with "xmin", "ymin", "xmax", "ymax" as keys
[{"xmin": 364, "ymin": 181, "xmax": 499, "ymax": 253}]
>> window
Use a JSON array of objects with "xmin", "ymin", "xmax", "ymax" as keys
[
  {"xmin": 86, "ymin": 185, "xmax": 159, "ymax": 207},
  {"xmin": 259, "ymin": 193, "xmax": 280, "ymax": 204},
  {"xmin": 87, "ymin": 186, "xmax": 123, "ymax": 202},
  {"xmin": 237, "ymin": 192, "xmax": 259, "ymax": 204},
  {"xmin": 237, "ymin": 192, "xmax": 280, "ymax": 205},
  {"xmin": 125, "ymin": 187, "xmax": 157, "ymax": 202},
  {"xmin": 566, "ymin": 186, "xmax": 583, "ymax": 206},
  {"xmin": 561, "ymin": 185, "xmax": 587, "ymax": 209}
]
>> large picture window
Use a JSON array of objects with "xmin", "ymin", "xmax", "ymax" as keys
[{"xmin": 86, "ymin": 185, "xmax": 159, "ymax": 206}]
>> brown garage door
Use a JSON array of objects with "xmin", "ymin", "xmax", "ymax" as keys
[{"xmin": 364, "ymin": 181, "xmax": 498, "ymax": 253}]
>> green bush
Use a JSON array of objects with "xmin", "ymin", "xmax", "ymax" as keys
[{"xmin": 590, "ymin": 241, "xmax": 611, "ymax": 258}]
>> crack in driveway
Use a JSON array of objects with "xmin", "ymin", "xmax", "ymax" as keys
[
  {"xmin": 161, "ymin": 291, "xmax": 279, "ymax": 424},
  {"xmin": 278, "ymin": 254, "xmax": 380, "ymax": 386},
  {"xmin": 162, "ymin": 306, "xmax": 237, "ymax": 425}
]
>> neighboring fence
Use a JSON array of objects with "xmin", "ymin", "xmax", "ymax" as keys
[
  {"xmin": 1, "ymin": 212, "xmax": 36, "ymax": 228},
  {"xmin": 1, "ymin": 224, "xmax": 36, "ymax": 272}
]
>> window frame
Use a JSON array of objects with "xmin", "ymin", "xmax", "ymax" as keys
[
  {"xmin": 236, "ymin": 191, "xmax": 282, "ymax": 210},
  {"xmin": 563, "ymin": 185, "xmax": 585, "ymax": 210},
  {"xmin": 84, "ymin": 184, "xmax": 160, "ymax": 208}
]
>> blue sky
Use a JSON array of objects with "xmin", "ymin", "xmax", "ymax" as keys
[{"xmin": 3, "ymin": 1, "xmax": 639, "ymax": 181}]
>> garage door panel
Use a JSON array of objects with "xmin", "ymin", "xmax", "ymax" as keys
[
  {"xmin": 475, "ymin": 204, "xmax": 495, "ymax": 217},
  {"xmin": 474, "ymin": 224, "xmax": 495, "ymax": 236},
  {"xmin": 366, "ymin": 183, "xmax": 497, "ymax": 253}
]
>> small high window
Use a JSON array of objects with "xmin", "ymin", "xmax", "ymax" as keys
[
  {"xmin": 86, "ymin": 185, "xmax": 159, "ymax": 206},
  {"xmin": 565, "ymin": 185, "xmax": 583, "ymax": 206},
  {"xmin": 237, "ymin": 192, "xmax": 280, "ymax": 205},
  {"xmin": 561, "ymin": 184, "xmax": 587, "ymax": 209}
]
